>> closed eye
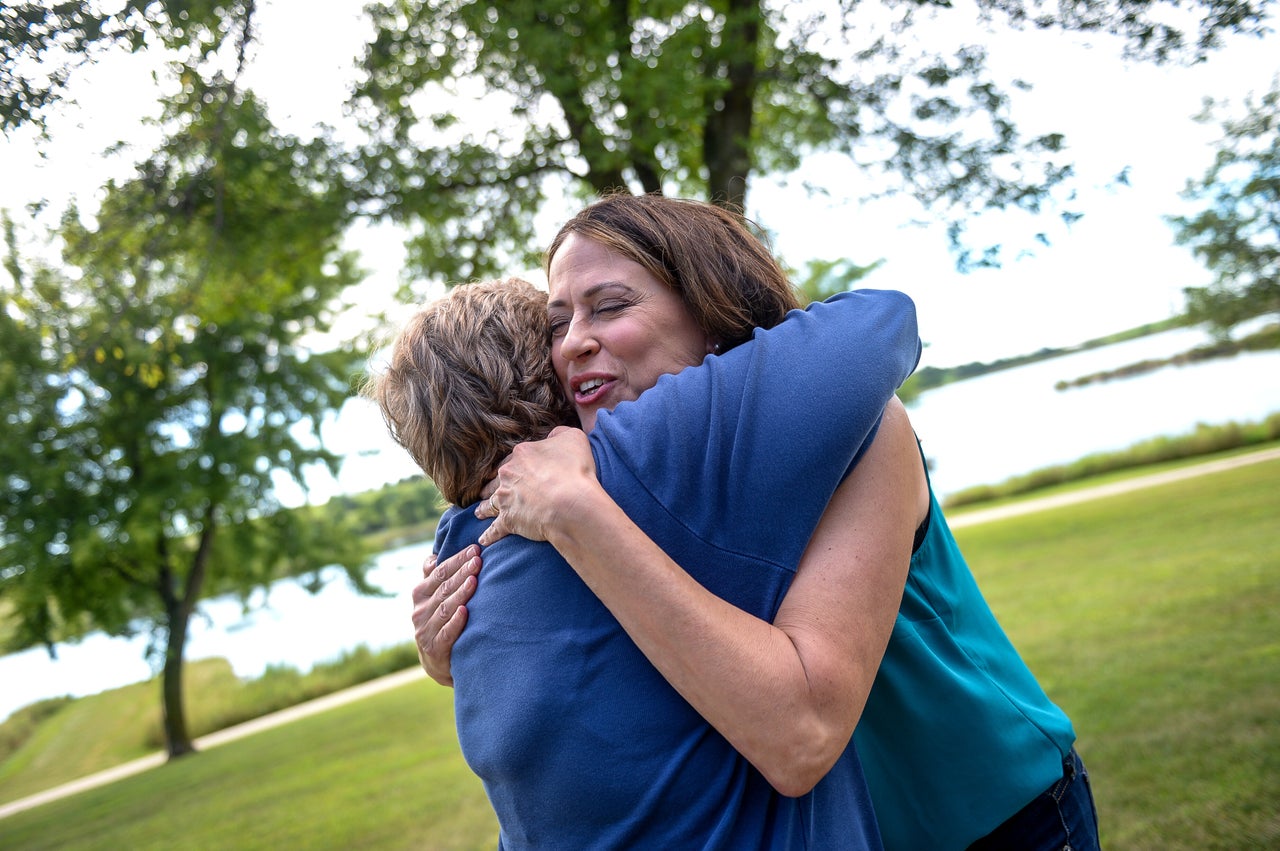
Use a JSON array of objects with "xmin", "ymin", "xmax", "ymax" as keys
[{"xmin": 594, "ymin": 299, "xmax": 629, "ymax": 318}]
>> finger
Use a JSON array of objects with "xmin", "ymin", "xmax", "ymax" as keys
[
  {"xmin": 427, "ymin": 545, "xmax": 479, "ymax": 588},
  {"xmin": 477, "ymin": 477, "xmax": 499, "ymax": 500},
  {"xmin": 477, "ymin": 516, "xmax": 511, "ymax": 547},
  {"xmin": 416, "ymin": 577, "xmax": 474, "ymax": 688},
  {"xmin": 433, "ymin": 590, "xmax": 471, "ymax": 651},
  {"xmin": 421, "ymin": 552, "xmax": 437, "ymax": 579},
  {"xmin": 475, "ymin": 493, "xmax": 499, "ymax": 519},
  {"xmin": 418, "ymin": 584, "xmax": 469, "ymax": 649},
  {"xmin": 416, "ymin": 552, "xmax": 480, "ymax": 612},
  {"xmin": 411, "ymin": 551, "xmax": 480, "ymax": 630},
  {"xmin": 437, "ymin": 561, "xmax": 479, "ymax": 612}
]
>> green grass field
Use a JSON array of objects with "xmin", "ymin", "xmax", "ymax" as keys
[{"xmin": 1, "ymin": 457, "xmax": 1276, "ymax": 849}]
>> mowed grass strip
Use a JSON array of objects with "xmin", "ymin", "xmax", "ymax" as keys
[
  {"xmin": 0, "ymin": 682, "xmax": 496, "ymax": 850},
  {"xmin": 0, "ymin": 645, "xmax": 421, "ymax": 804},
  {"xmin": 0, "ymin": 658, "xmax": 246, "ymax": 802},
  {"xmin": 1, "ymin": 458, "xmax": 1276, "ymax": 849}
]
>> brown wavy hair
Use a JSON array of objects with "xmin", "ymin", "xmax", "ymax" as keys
[
  {"xmin": 364, "ymin": 278, "xmax": 577, "ymax": 506},
  {"xmin": 545, "ymin": 193, "xmax": 802, "ymax": 351}
]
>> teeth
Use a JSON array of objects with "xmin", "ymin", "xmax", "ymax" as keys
[{"xmin": 578, "ymin": 378, "xmax": 605, "ymax": 394}]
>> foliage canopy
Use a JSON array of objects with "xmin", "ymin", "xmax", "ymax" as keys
[
  {"xmin": 0, "ymin": 54, "xmax": 373, "ymax": 756},
  {"xmin": 1169, "ymin": 76, "xmax": 1280, "ymax": 334},
  {"xmin": 348, "ymin": 0, "xmax": 1274, "ymax": 280},
  {"xmin": 4, "ymin": 0, "xmax": 1273, "ymax": 284}
]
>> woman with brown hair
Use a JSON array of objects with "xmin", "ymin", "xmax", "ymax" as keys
[{"xmin": 371, "ymin": 218, "xmax": 919, "ymax": 847}]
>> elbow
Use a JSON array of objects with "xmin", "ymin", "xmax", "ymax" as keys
[
  {"xmin": 762, "ymin": 750, "xmax": 840, "ymax": 799},
  {"xmin": 767, "ymin": 770, "xmax": 824, "ymax": 800},
  {"xmin": 755, "ymin": 724, "xmax": 849, "ymax": 798}
]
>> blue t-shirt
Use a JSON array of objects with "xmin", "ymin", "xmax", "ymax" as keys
[{"xmin": 438, "ymin": 289, "xmax": 921, "ymax": 850}]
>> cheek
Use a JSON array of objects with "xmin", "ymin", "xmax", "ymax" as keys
[
  {"xmin": 551, "ymin": 344, "xmax": 571, "ymax": 388},
  {"xmin": 632, "ymin": 343, "xmax": 703, "ymax": 393}
]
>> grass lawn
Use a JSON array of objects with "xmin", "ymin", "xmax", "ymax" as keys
[
  {"xmin": 954, "ymin": 457, "xmax": 1278, "ymax": 849},
  {"xmin": 1, "ymin": 457, "xmax": 1276, "ymax": 849},
  {"xmin": 0, "ymin": 683, "xmax": 496, "ymax": 850}
]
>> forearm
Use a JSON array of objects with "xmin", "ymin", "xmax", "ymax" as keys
[
  {"xmin": 546, "ymin": 402, "xmax": 922, "ymax": 795},
  {"xmin": 547, "ymin": 485, "xmax": 853, "ymax": 796}
]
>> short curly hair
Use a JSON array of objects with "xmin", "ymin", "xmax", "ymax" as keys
[{"xmin": 364, "ymin": 278, "xmax": 578, "ymax": 506}]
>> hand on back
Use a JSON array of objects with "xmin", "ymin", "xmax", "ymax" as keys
[{"xmin": 476, "ymin": 426, "xmax": 597, "ymax": 546}]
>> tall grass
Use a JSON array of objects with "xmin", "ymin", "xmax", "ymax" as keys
[
  {"xmin": 0, "ymin": 457, "xmax": 1276, "ymax": 849},
  {"xmin": 945, "ymin": 417, "xmax": 1280, "ymax": 507}
]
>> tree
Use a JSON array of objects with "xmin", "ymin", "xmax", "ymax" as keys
[
  {"xmin": 0, "ymin": 74, "xmax": 373, "ymax": 758},
  {"xmin": 3, "ymin": 1, "xmax": 1272, "ymax": 284},
  {"xmin": 1169, "ymin": 77, "xmax": 1280, "ymax": 336},
  {"xmin": 349, "ymin": 0, "xmax": 1274, "ymax": 282}
]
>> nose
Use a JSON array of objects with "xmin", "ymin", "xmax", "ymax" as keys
[{"xmin": 558, "ymin": 314, "xmax": 598, "ymax": 362}]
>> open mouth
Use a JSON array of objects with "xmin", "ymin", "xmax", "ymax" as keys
[{"xmin": 573, "ymin": 376, "xmax": 613, "ymax": 406}]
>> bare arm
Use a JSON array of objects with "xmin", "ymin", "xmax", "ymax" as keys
[{"xmin": 478, "ymin": 399, "xmax": 926, "ymax": 796}]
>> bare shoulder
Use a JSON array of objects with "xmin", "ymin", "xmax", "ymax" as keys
[{"xmin": 868, "ymin": 396, "xmax": 929, "ymax": 528}]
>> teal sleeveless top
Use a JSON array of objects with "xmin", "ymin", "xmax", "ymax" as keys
[{"xmin": 853, "ymin": 465, "xmax": 1078, "ymax": 850}]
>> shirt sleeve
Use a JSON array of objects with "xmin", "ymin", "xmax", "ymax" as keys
[{"xmin": 592, "ymin": 288, "xmax": 920, "ymax": 562}]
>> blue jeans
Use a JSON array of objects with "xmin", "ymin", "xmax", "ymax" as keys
[{"xmin": 967, "ymin": 748, "xmax": 1100, "ymax": 851}]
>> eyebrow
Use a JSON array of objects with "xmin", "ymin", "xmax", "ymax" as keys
[{"xmin": 548, "ymin": 281, "xmax": 629, "ymax": 310}]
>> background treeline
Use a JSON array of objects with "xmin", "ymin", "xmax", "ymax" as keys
[
  {"xmin": 304, "ymin": 476, "xmax": 446, "ymax": 553},
  {"xmin": 903, "ymin": 315, "xmax": 1191, "ymax": 395},
  {"xmin": 1056, "ymin": 320, "xmax": 1280, "ymax": 390}
]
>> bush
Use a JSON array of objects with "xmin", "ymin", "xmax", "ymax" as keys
[
  {"xmin": 944, "ymin": 415, "xmax": 1280, "ymax": 508},
  {"xmin": 136, "ymin": 643, "xmax": 421, "ymax": 749},
  {"xmin": 0, "ymin": 696, "xmax": 74, "ymax": 764}
]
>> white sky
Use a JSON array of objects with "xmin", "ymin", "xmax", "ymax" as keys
[{"xmin": 1, "ymin": 0, "xmax": 1276, "ymax": 501}]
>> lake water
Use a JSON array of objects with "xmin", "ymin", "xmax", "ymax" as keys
[
  {"xmin": 910, "ymin": 326, "xmax": 1280, "ymax": 497},
  {"xmin": 4, "ymin": 326, "xmax": 1279, "ymax": 720}
]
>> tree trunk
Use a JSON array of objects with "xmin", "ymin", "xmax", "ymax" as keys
[
  {"xmin": 157, "ymin": 515, "xmax": 215, "ymax": 760},
  {"xmin": 161, "ymin": 605, "xmax": 196, "ymax": 758},
  {"xmin": 703, "ymin": 0, "xmax": 760, "ymax": 210}
]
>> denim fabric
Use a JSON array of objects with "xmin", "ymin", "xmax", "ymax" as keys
[{"xmin": 966, "ymin": 749, "xmax": 1101, "ymax": 851}]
